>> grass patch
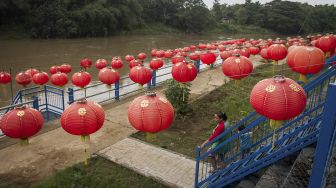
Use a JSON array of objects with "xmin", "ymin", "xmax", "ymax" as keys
[
  {"xmin": 0, "ymin": 156, "xmax": 166, "ymax": 188},
  {"xmin": 131, "ymin": 63, "xmax": 299, "ymax": 157}
]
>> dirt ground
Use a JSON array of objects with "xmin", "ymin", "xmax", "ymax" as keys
[{"xmin": 0, "ymin": 57, "xmax": 264, "ymax": 186}]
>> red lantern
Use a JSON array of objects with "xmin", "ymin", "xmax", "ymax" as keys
[
  {"xmin": 240, "ymin": 48, "xmax": 250, "ymax": 58},
  {"xmin": 150, "ymin": 58, "xmax": 164, "ymax": 70},
  {"xmin": 0, "ymin": 106, "xmax": 43, "ymax": 144},
  {"xmin": 172, "ymin": 55, "xmax": 185, "ymax": 64},
  {"xmin": 98, "ymin": 67, "xmax": 120, "ymax": 88},
  {"xmin": 315, "ymin": 36, "xmax": 336, "ymax": 56},
  {"xmin": 156, "ymin": 50, "xmax": 165, "ymax": 58},
  {"xmin": 49, "ymin": 66, "xmax": 59, "ymax": 75},
  {"xmin": 51, "ymin": 72, "xmax": 68, "ymax": 87},
  {"xmin": 260, "ymin": 48, "xmax": 269, "ymax": 61},
  {"xmin": 200, "ymin": 51, "xmax": 216, "ymax": 65},
  {"xmin": 267, "ymin": 44, "xmax": 288, "ymax": 64},
  {"xmin": 125, "ymin": 55, "xmax": 135, "ymax": 62},
  {"xmin": 25, "ymin": 68, "xmax": 39, "ymax": 77},
  {"xmin": 0, "ymin": 72, "xmax": 11, "ymax": 84},
  {"xmin": 95, "ymin": 59, "xmax": 108, "ymax": 69},
  {"xmin": 218, "ymin": 45, "xmax": 226, "ymax": 52},
  {"xmin": 183, "ymin": 47, "xmax": 191, "ymax": 52},
  {"xmin": 198, "ymin": 43, "xmax": 207, "ymax": 50},
  {"xmin": 16, "ymin": 72, "xmax": 32, "ymax": 87},
  {"xmin": 250, "ymin": 76, "xmax": 306, "ymax": 121},
  {"xmin": 249, "ymin": 47, "xmax": 260, "ymax": 55},
  {"xmin": 61, "ymin": 99, "xmax": 105, "ymax": 137},
  {"xmin": 220, "ymin": 51, "xmax": 232, "ymax": 60},
  {"xmin": 129, "ymin": 65, "xmax": 152, "ymax": 85},
  {"xmin": 59, "ymin": 64, "xmax": 72, "ymax": 74},
  {"xmin": 151, "ymin": 49, "xmax": 157, "ymax": 57},
  {"xmin": 72, "ymin": 71, "xmax": 91, "ymax": 88},
  {"xmin": 171, "ymin": 61, "xmax": 197, "ymax": 83},
  {"xmin": 164, "ymin": 50, "xmax": 174, "ymax": 59},
  {"xmin": 287, "ymin": 46, "xmax": 325, "ymax": 83},
  {"xmin": 288, "ymin": 45, "xmax": 300, "ymax": 53},
  {"xmin": 129, "ymin": 59, "xmax": 142, "ymax": 69},
  {"xmin": 111, "ymin": 57, "xmax": 123, "ymax": 69},
  {"xmin": 190, "ymin": 45, "xmax": 197, "ymax": 51},
  {"xmin": 189, "ymin": 52, "xmax": 200, "ymax": 61},
  {"xmin": 80, "ymin": 58, "xmax": 93, "ymax": 69},
  {"xmin": 32, "ymin": 72, "xmax": 49, "ymax": 85},
  {"xmin": 222, "ymin": 55, "xmax": 253, "ymax": 80},
  {"xmin": 138, "ymin": 53, "xmax": 147, "ymax": 61},
  {"xmin": 128, "ymin": 92, "xmax": 174, "ymax": 133}
]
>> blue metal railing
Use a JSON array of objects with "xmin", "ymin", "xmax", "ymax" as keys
[{"xmin": 194, "ymin": 59, "xmax": 336, "ymax": 187}]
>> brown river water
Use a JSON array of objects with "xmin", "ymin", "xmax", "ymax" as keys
[{"xmin": 0, "ymin": 33, "xmax": 277, "ymax": 107}]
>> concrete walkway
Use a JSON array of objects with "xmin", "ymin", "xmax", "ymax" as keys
[
  {"xmin": 99, "ymin": 138, "xmax": 196, "ymax": 188},
  {"xmin": 0, "ymin": 56, "xmax": 264, "ymax": 185}
]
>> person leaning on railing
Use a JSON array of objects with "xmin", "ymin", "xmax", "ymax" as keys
[{"xmin": 201, "ymin": 112, "xmax": 230, "ymax": 172}]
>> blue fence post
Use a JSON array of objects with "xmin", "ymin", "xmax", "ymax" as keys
[
  {"xmin": 19, "ymin": 91, "xmax": 22, "ymax": 103},
  {"xmin": 44, "ymin": 85, "xmax": 50, "ymax": 121},
  {"xmin": 32, "ymin": 96, "xmax": 39, "ymax": 110},
  {"xmin": 151, "ymin": 70, "xmax": 157, "ymax": 87},
  {"xmin": 68, "ymin": 88, "xmax": 74, "ymax": 104},
  {"xmin": 115, "ymin": 80, "xmax": 120, "ymax": 101},
  {"xmin": 194, "ymin": 60, "xmax": 200, "ymax": 73},
  {"xmin": 194, "ymin": 146, "xmax": 201, "ymax": 188},
  {"xmin": 309, "ymin": 83, "xmax": 336, "ymax": 188}
]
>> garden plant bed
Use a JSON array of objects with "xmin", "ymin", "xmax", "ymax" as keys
[
  {"xmin": 0, "ymin": 156, "xmax": 166, "ymax": 188},
  {"xmin": 132, "ymin": 63, "xmax": 300, "ymax": 157}
]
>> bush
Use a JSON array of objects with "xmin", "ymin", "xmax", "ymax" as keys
[{"xmin": 164, "ymin": 79, "xmax": 192, "ymax": 120}]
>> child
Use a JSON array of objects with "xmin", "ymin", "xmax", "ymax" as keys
[{"xmin": 238, "ymin": 125, "xmax": 252, "ymax": 159}]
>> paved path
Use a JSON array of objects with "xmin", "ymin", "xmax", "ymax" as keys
[{"xmin": 99, "ymin": 138, "xmax": 196, "ymax": 188}]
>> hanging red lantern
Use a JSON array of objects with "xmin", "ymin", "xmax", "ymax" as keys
[
  {"xmin": 249, "ymin": 47, "xmax": 260, "ymax": 55},
  {"xmin": 288, "ymin": 45, "xmax": 300, "ymax": 53},
  {"xmin": 0, "ymin": 72, "xmax": 11, "ymax": 84},
  {"xmin": 111, "ymin": 57, "xmax": 123, "ymax": 69},
  {"xmin": 183, "ymin": 47, "xmax": 191, "ymax": 52},
  {"xmin": 190, "ymin": 45, "xmax": 197, "ymax": 51},
  {"xmin": 287, "ymin": 46, "xmax": 325, "ymax": 83},
  {"xmin": 222, "ymin": 55, "xmax": 253, "ymax": 80},
  {"xmin": 218, "ymin": 45, "xmax": 226, "ymax": 52},
  {"xmin": 260, "ymin": 48, "xmax": 269, "ymax": 61},
  {"xmin": 138, "ymin": 52, "xmax": 147, "ymax": 61},
  {"xmin": 72, "ymin": 71, "xmax": 91, "ymax": 88},
  {"xmin": 129, "ymin": 59, "xmax": 142, "ymax": 69},
  {"xmin": 80, "ymin": 58, "xmax": 93, "ymax": 69},
  {"xmin": 189, "ymin": 52, "xmax": 200, "ymax": 61},
  {"xmin": 61, "ymin": 99, "xmax": 105, "ymax": 137},
  {"xmin": 0, "ymin": 106, "xmax": 43, "ymax": 144},
  {"xmin": 128, "ymin": 92, "xmax": 174, "ymax": 135},
  {"xmin": 315, "ymin": 35, "xmax": 336, "ymax": 57},
  {"xmin": 220, "ymin": 51, "xmax": 232, "ymax": 60},
  {"xmin": 98, "ymin": 67, "xmax": 120, "ymax": 88},
  {"xmin": 250, "ymin": 75, "xmax": 306, "ymax": 122},
  {"xmin": 151, "ymin": 49, "xmax": 157, "ymax": 57},
  {"xmin": 16, "ymin": 72, "xmax": 32, "ymax": 87},
  {"xmin": 200, "ymin": 51, "xmax": 216, "ymax": 65},
  {"xmin": 156, "ymin": 50, "xmax": 165, "ymax": 58},
  {"xmin": 164, "ymin": 50, "xmax": 174, "ymax": 59},
  {"xmin": 59, "ymin": 64, "xmax": 72, "ymax": 74},
  {"xmin": 172, "ymin": 55, "xmax": 185, "ymax": 64},
  {"xmin": 95, "ymin": 59, "xmax": 108, "ymax": 69},
  {"xmin": 129, "ymin": 65, "xmax": 152, "ymax": 85},
  {"xmin": 32, "ymin": 72, "xmax": 49, "ymax": 85},
  {"xmin": 240, "ymin": 48, "xmax": 250, "ymax": 58},
  {"xmin": 198, "ymin": 43, "xmax": 207, "ymax": 50},
  {"xmin": 25, "ymin": 68, "xmax": 39, "ymax": 77},
  {"xmin": 150, "ymin": 58, "xmax": 164, "ymax": 70},
  {"xmin": 267, "ymin": 44, "xmax": 288, "ymax": 64},
  {"xmin": 171, "ymin": 61, "xmax": 197, "ymax": 83},
  {"xmin": 125, "ymin": 55, "xmax": 135, "ymax": 62},
  {"xmin": 49, "ymin": 66, "xmax": 59, "ymax": 75},
  {"xmin": 51, "ymin": 72, "xmax": 68, "ymax": 87}
]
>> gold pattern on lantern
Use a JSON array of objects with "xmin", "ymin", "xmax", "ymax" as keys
[
  {"xmin": 187, "ymin": 64, "xmax": 193, "ymax": 69},
  {"xmin": 17, "ymin": 111, "xmax": 25, "ymax": 117},
  {"xmin": 140, "ymin": 100, "xmax": 149, "ymax": 108},
  {"xmin": 78, "ymin": 108, "xmax": 87, "ymax": 116},
  {"xmin": 136, "ymin": 67, "xmax": 141, "ymax": 70},
  {"xmin": 289, "ymin": 84, "xmax": 301, "ymax": 92},
  {"xmin": 176, "ymin": 63, "xmax": 182, "ymax": 67},
  {"xmin": 159, "ymin": 97, "xmax": 168, "ymax": 103},
  {"xmin": 265, "ymin": 85, "xmax": 276, "ymax": 92},
  {"xmin": 235, "ymin": 59, "xmax": 241, "ymax": 63}
]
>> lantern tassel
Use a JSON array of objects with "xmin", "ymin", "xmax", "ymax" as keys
[
  {"xmin": 235, "ymin": 80, "xmax": 240, "ymax": 86},
  {"xmin": 325, "ymin": 51, "xmax": 330, "ymax": 59},
  {"xmin": 20, "ymin": 138, "xmax": 29, "ymax": 146},
  {"xmin": 84, "ymin": 145, "xmax": 88, "ymax": 166},
  {"xmin": 138, "ymin": 84, "xmax": 143, "ymax": 91},
  {"xmin": 270, "ymin": 120, "xmax": 283, "ymax": 148},
  {"xmin": 81, "ymin": 135, "xmax": 90, "ymax": 166},
  {"xmin": 146, "ymin": 132, "xmax": 156, "ymax": 141},
  {"xmin": 299, "ymin": 74, "xmax": 308, "ymax": 83}
]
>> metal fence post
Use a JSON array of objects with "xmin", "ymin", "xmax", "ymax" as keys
[
  {"xmin": 115, "ymin": 80, "xmax": 120, "ymax": 101},
  {"xmin": 68, "ymin": 88, "xmax": 74, "ymax": 104},
  {"xmin": 309, "ymin": 83, "xmax": 336, "ymax": 188},
  {"xmin": 151, "ymin": 70, "xmax": 157, "ymax": 87},
  {"xmin": 195, "ymin": 60, "xmax": 200, "ymax": 72},
  {"xmin": 32, "ymin": 96, "xmax": 39, "ymax": 110},
  {"xmin": 194, "ymin": 146, "xmax": 201, "ymax": 188},
  {"xmin": 44, "ymin": 85, "xmax": 49, "ymax": 120}
]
